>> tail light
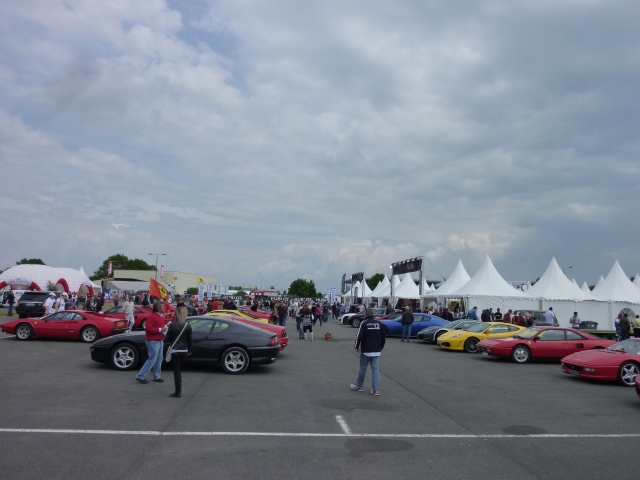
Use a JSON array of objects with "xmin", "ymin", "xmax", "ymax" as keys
[
  {"xmin": 282, "ymin": 329, "xmax": 287, "ymax": 337},
  {"xmin": 269, "ymin": 336, "xmax": 279, "ymax": 346}
]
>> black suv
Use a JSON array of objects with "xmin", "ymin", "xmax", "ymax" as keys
[{"xmin": 15, "ymin": 291, "xmax": 61, "ymax": 319}]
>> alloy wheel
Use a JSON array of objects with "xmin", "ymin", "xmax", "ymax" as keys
[
  {"xmin": 224, "ymin": 351, "xmax": 247, "ymax": 372},
  {"xmin": 620, "ymin": 363, "xmax": 639, "ymax": 386},
  {"xmin": 113, "ymin": 346, "xmax": 136, "ymax": 369}
]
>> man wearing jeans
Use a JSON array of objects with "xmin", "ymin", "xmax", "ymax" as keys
[
  {"xmin": 351, "ymin": 308, "xmax": 385, "ymax": 396},
  {"xmin": 135, "ymin": 301, "xmax": 167, "ymax": 384},
  {"xmin": 123, "ymin": 295, "xmax": 135, "ymax": 333},
  {"xmin": 401, "ymin": 306, "xmax": 414, "ymax": 342}
]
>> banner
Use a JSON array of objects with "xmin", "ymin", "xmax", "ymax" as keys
[
  {"xmin": 341, "ymin": 274, "xmax": 346, "ymax": 294},
  {"xmin": 107, "ymin": 261, "xmax": 113, "ymax": 276},
  {"xmin": 197, "ymin": 283, "xmax": 205, "ymax": 302},
  {"xmin": 330, "ymin": 288, "xmax": 336, "ymax": 305},
  {"xmin": 351, "ymin": 272, "xmax": 364, "ymax": 284},
  {"xmin": 207, "ymin": 283, "xmax": 213, "ymax": 298},
  {"xmin": 391, "ymin": 258, "xmax": 422, "ymax": 276},
  {"xmin": 160, "ymin": 265, "xmax": 164, "ymax": 279},
  {"xmin": 149, "ymin": 278, "xmax": 169, "ymax": 299},
  {"xmin": 353, "ymin": 286, "xmax": 359, "ymax": 302}
]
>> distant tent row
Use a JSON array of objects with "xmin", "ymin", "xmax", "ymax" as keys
[{"xmin": 349, "ymin": 256, "xmax": 640, "ymax": 329}]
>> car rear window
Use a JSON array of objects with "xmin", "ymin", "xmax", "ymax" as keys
[{"xmin": 19, "ymin": 292, "xmax": 54, "ymax": 302}]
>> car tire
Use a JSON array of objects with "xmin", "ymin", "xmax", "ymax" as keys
[
  {"xmin": 617, "ymin": 361, "xmax": 640, "ymax": 387},
  {"xmin": 80, "ymin": 326, "xmax": 100, "ymax": 343},
  {"xmin": 15, "ymin": 323, "xmax": 34, "ymax": 341},
  {"xmin": 221, "ymin": 346, "xmax": 250, "ymax": 375},
  {"xmin": 140, "ymin": 319, "xmax": 146, "ymax": 330},
  {"xmin": 110, "ymin": 344, "xmax": 139, "ymax": 371},
  {"xmin": 352, "ymin": 318, "xmax": 361, "ymax": 328},
  {"xmin": 434, "ymin": 330, "xmax": 445, "ymax": 342},
  {"xmin": 510, "ymin": 345, "xmax": 531, "ymax": 364},
  {"xmin": 464, "ymin": 337, "xmax": 480, "ymax": 353}
]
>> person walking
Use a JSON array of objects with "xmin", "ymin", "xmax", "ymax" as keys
[
  {"xmin": 351, "ymin": 308, "xmax": 385, "ymax": 396},
  {"xmin": 135, "ymin": 301, "xmax": 167, "ymax": 384},
  {"xmin": 123, "ymin": 295, "xmax": 136, "ymax": 333},
  {"xmin": 7, "ymin": 290, "xmax": 15, "ymax": 317},
  {"xmin": 544, "ymin": 307, "xmax": 557, "ymax": 326},
  {"xmin": 569, "ymin": 312, "xmax": 581, "ymax": 329},
  {"xmin": 300, "ymin": 302, "xmax": 314, "ymax": 341},
  {"xmin": 632, "ymin": 315, "xmax": 640, "ymax": 338},
  {"xmin": 43, "ymin": 292, "xmax": 56, "ymax": 315},
  {"xmin": 401, "ymin": 306, "xmax": 414, "ymax": 342},
  {"xmin": 165, "ymin": 306, "xmax": 192, "ymax": 397},
  {"xmin": 277, "ymin": 301, "xmax": 288, "ymax": 327},
  {"xmin": 619, "ymin": 314, "xmax": 631, "ymax": 341}
]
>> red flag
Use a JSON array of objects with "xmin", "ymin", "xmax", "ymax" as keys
[{"xmin": 149, "ymin": 278, "xmax": 169, "ymax": 299}]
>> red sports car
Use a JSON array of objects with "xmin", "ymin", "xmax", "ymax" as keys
[
  {"xmin": 561, "ymin": 338, "xmax": 640, "ymax": 387},
  {"xmin": 102, "ymin": 305, "xmax": 167, "ymax": 329},
  {"xmin": 237, "ymin": 306, "xmax": 271, "ymax": 320},
  {"xmin": 206, "ymin": 312, "xmax": 289, "ymax": 350},
  {"xmin": 1, "ymin": 310, "xmax": 129, "ymax": 343},
  {"xmin": 478, "ymin": 327, "xmax": 615, "ymax": 363}
]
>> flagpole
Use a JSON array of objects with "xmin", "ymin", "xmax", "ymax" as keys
[{"xmin": 149, "ymin": 253, "xmax": 167, "ymax": 281}]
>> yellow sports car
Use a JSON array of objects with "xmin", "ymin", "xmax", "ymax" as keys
[
  {"xmin": 437, "ymin": 322, "xmax": 526, "ymax": 353},
  {"xmin": 205, "ymin": 310, "xmax": 269, "ymax": 324}
]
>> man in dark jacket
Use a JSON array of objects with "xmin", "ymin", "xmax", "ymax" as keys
[
  {"xmin": 619, "ymin": 314, "xmax": 631, "ymax": 340},
  {"xmin": 351, "ymin": 308, "xmax": 385, "ymax": 396},
  {"xmin": 401, "ymin": 306, "xmax": 414, "ymax": 342},
  {"xmin": 481, "ymin": 309, "xmax": 491, "ymax": 322}
]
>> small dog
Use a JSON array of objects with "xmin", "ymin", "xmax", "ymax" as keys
[{"xmin": 325, "ymin": 332, "xmax": 333, "ymax": 340}]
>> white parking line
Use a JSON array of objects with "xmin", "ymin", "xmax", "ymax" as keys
[
  {"xmin": 335, "ymin": 415, "xmax": 352, "ymax": 435},
  {"xmin": 1, "ymin": 428, "xmax": 640, "ymax": 439}
]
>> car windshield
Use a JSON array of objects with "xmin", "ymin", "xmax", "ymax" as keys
[
  {"xmin": 467, "ymin": 323, "xmax": 489, "ymax": 333},
  {"xmin": 19, "ymin": 293, "xmax": 50, "ymax": 302},
  {"xmin": 607, "ymin": 340, "xmax": 640, "ymax": 354},
  {"xmin": 513, "ymin": 327, "xmax": 543, "ymax": 339},
  {"xmin": 447, "ymin": 320, "xmax": 462, "ymax": 328}
]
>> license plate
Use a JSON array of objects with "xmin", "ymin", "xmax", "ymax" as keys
[
  {"xmin": 481, "ymin": 351, "xmax": 488, "ymax": 356},
  {"xmin": 26, "ymin": 303, "xmax": 35, "ymax": 306},
  {"xmin": 568, "ymin": 370, "xmax": 580, "ymax": 376}
]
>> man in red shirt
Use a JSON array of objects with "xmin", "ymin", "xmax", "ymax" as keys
[
  {"xmin": 212, "ymin": 298, "xmax": 220, "ymax": 311},
  {"xmin": 135, "ymin": 301, "xmax": 168, "ymax": 384}
]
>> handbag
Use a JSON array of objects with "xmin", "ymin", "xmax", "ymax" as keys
[{"xmin": 166, "ymin": 321, "xmax": 189, "ymax": 363}]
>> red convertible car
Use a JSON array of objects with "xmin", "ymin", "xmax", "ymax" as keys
[
  {"xmin": 1, "ymin": 310, "xmax": 129, "ymax": 343},
  {"xmin": 478, "ymin": 327, "xmax": 615, "ymax": 363},
  {"xmin": 561, "ymin": 338, "xmax": 640, "ymax": 387}
]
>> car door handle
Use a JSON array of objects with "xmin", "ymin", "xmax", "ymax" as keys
[{"xmin": 203, "ymin": 336, "xmax": 210, "ymax": 340}]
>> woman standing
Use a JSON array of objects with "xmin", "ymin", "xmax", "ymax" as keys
[{"xmin": 165, "ymin": 306, "xmax": 192, "ymax": 398}]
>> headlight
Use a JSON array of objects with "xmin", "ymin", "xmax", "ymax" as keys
[{"xmin": 451, "ymin": 333, "xmax": 462, "ymax": 338}]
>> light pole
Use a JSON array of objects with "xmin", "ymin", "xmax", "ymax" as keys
[
  {"xmin": 148, "ymin": 253, "xmax": 167, "ymax": 280},
  {"xmin": 255, "ymin": 271, "xmax": 262, "ymax": 290},
  {"xmin": 560, "ymin": 266, "xmax": 573, "ymax": 275}
]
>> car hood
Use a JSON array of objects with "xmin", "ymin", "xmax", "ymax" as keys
[
  {"xmin": 94, "ymin": 331, "xmax": 146, "ymax": 345},
  {"xmin": 418, "ymin": 326, "xmax": 442, "ymax": 334},
  {"xmin": 477, "ymin": 338, "xmax": 512, "ymax": 347},
  {"xmin": 562, "ymin": 349, "xmax": 627, "ymax": 364}
]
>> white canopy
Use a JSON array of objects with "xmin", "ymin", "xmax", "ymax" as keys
[
  {"xmin": 0, "ymin": 264, "xmax": 96, "ymax": 294},
  {"xmin": 393, "ymin": 273, "xmax": 420, "ymax": 299},
  {"xmin": 391, "ymin": 275, "xmax": 400, "ymax": 291},
  {"xmin": 581, "ymin": 281, "xmax": 591, "ymax": 293},
  {"xmin": 349, "ymin": 280, "xmax": 374, "ymax": 298},
  {"xmin": 525, "ymin": 258, "xmax": 594, "ymax": 301},
  {"xmin": 633, "ymin": 274, "xmax": 640, "ymax": 289},
  {"xmin": 433, "ymin": 260, "xmax": 471, "ymax": 296},
  {"xmin": 595, "ymin": 275, "xmax": 605, "ymax": 287},
  {"xmin": 420, "ymin": 278, "xmax": 433, "ymax": 295},
  {"xmin": 370, "ymin": 276, "xmax": 390, "ymax": 297},
  {"xmin": 591, "ymin": 261, "xmax": 640, "ymax": 303},
  {"xmin": 571, "ymin": 278, "xmax": 579, "ymax": 287},
  {"xmin": 446, "ymin": 255, "xmax": 531, "ymax": 298}
]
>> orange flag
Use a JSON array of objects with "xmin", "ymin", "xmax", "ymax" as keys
[{"xmin": 150, "ymin": 278, "xmax": 169, "ymax": 299}]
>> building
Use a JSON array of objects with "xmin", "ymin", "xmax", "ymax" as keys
[{"xmin": 110, "ymin": 269, "xmax": 216, "ymax": 295}]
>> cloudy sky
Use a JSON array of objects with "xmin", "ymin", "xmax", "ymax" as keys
[{"xmin": 1, "ymin": 0, "xmax": 639, "ymax": 291}]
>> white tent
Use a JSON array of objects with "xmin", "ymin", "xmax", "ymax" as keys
[
  {"xmin": 420, "ymin": 278, "xmax": 433, "ymax": 295},
  {"xmin": 525, "ymin": 258, "xmax": 594, "ymax": 301},
  {"xmin": 392, "ymin": 275, "xmax": 400, "ymax": 292},
  {"xmin": 595, "ymin": 275, "xmax": 605, "ymax": 288},
  {"xmin": 633, "ymin": 274, "xmax": 640, "ymax": 289},
  {"xmin": 393, "ymin": 273, "xmax": 420, "ymax": 299},
  {"xmin": 432, "ymin": 260, "xmax": 471, "ymax": 296},
  {"xmin": 369, "ymin": 276, "xmax": 389, "ymax": 297},
  {"xmin": 591, "ymin": 261, "xmax": 640, "ymax": 303},
  {"xmin": 581, "ymin": 281, "xmax": 591, "ymax": 293},
  {"xmin": 571, "ymin": 278, "xmax": 579, "ymax": 287},
  {"xmin": 0, "ymin": 264, "xmax": 96, "ymax": 295}
]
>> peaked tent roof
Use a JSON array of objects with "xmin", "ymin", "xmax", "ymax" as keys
[
  {"xmin": 393, "ymin": 273, "xmax": 420, "ymax": 299},
  {"xmin": 571, "ymin": 278, "xmax": 579, "ymax": 287},
  {"xmin": 433, "ymin": 260, "xmax": 472, "ymax": 296},
  {"xmin": 595, "ymin": 276, "xmax": 605, "ymax": 287},
  {"xmin": 633, "ymin": 274, "xmax": 640, "ymax": 289},
  {"xmin": 525, "ymin": 258, "xmax": 594, "ymax": 301},
  {"xmin": 446, "ymin": 255, "xmax": 531, "ymax": 298},
  {"xmin": 420, "ymin": 278, "xmax": 433, "ymax": 295},
  {"xmin": 392, "ymin": 275, "xmax": 401, "ymax": 291},
  {"xmin": 581, "ymin": 281, "xmax": 591, "ymax": 293},
  {"xmin": 591, "ymin": 261, "xmax": 640, "ymax": 303},
  {"xmin": 370, "ymin": 276, "xmax": 390, "ymax": 297}
]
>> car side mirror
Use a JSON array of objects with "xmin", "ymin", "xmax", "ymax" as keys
[{"xmin": 532, "ymin": 337, "xmax": 538, "ymax": 341}]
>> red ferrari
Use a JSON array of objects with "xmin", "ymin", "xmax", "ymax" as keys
[
  {"xmin": 1, "ymin": 310, "xmax": 129, "ymax": 343},
  {"xmin": 102, "ymin": 305, "xmax": 167, "ymax": 329},
  {"xmin": 206, "ymin": 312, "xmax": 289, "ymax": 350},
  {"xmin": 478, "ymin": 327, "xmax": 615, "ymax": 363},
  {"xmin": 561, "ymin": 338, "xmax": 640, "ymax": 387},
  {"xmin": 237, "ymin": 306, "xmax": 271, "ymax": 320}
]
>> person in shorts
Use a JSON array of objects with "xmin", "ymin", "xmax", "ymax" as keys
[{"xmin": 300, "ymin": 302, "xmax": 314, "ymax": 341}]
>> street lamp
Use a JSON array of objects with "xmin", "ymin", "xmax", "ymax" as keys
[
  {"xmin": 255, "ymin": 271, "xmax": 263, "ymax": 290},
  {"xmin": 148, "ymin": 253, "xmax": 167, "ymax": 280},
  {"xmin": 560, "ymin": 266, "xmax": 573, "ymax": 275}
]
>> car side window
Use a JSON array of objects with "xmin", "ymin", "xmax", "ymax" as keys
[
  {"xmin": 188, "ymin": 319, "xmax": 215, "ymax": 332},
  {"xmin": 565, "ymin": 331, "xmax": 586, "ymax": 340},
  {"xmin": 487, "ymin": 325, "xmax": 509, "ymax": 334},
  {"xmin": 72, "ymin": 313, "xmax": 85, "ymax": 320},
  {"xmin": 212, "ymin": 321, "xmax": 230, "ymax": 334},
  {"xmin": 507, "ymin": 326, "xmax": 521, "ymax": 332},
  {"xmin": 537, "ymin": 330, "xmax": 565, "ymax": 341},
  {"xmin": 61, "ymin": 312, "xmax": 77, "ymax": 320},
  {"xmin": 134, "ymin": 307, "xmax": 144, "ymax": 314},
  {"xmin": 109, "ymin": 306, "xmax": 124, "ymax": 314}
]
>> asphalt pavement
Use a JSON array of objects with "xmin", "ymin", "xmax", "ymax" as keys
[{"xmin": 0, "ymin": 316, "xmax": 638, "ymax": 479}]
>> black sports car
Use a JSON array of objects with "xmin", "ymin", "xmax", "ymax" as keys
[
  {"xmin": 417, "ymin": 320, "xmax": 481, "ymax": 343},
  {"xmin": 90, "ymin": 316, "xmax": 281, "ymax": 374}
]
